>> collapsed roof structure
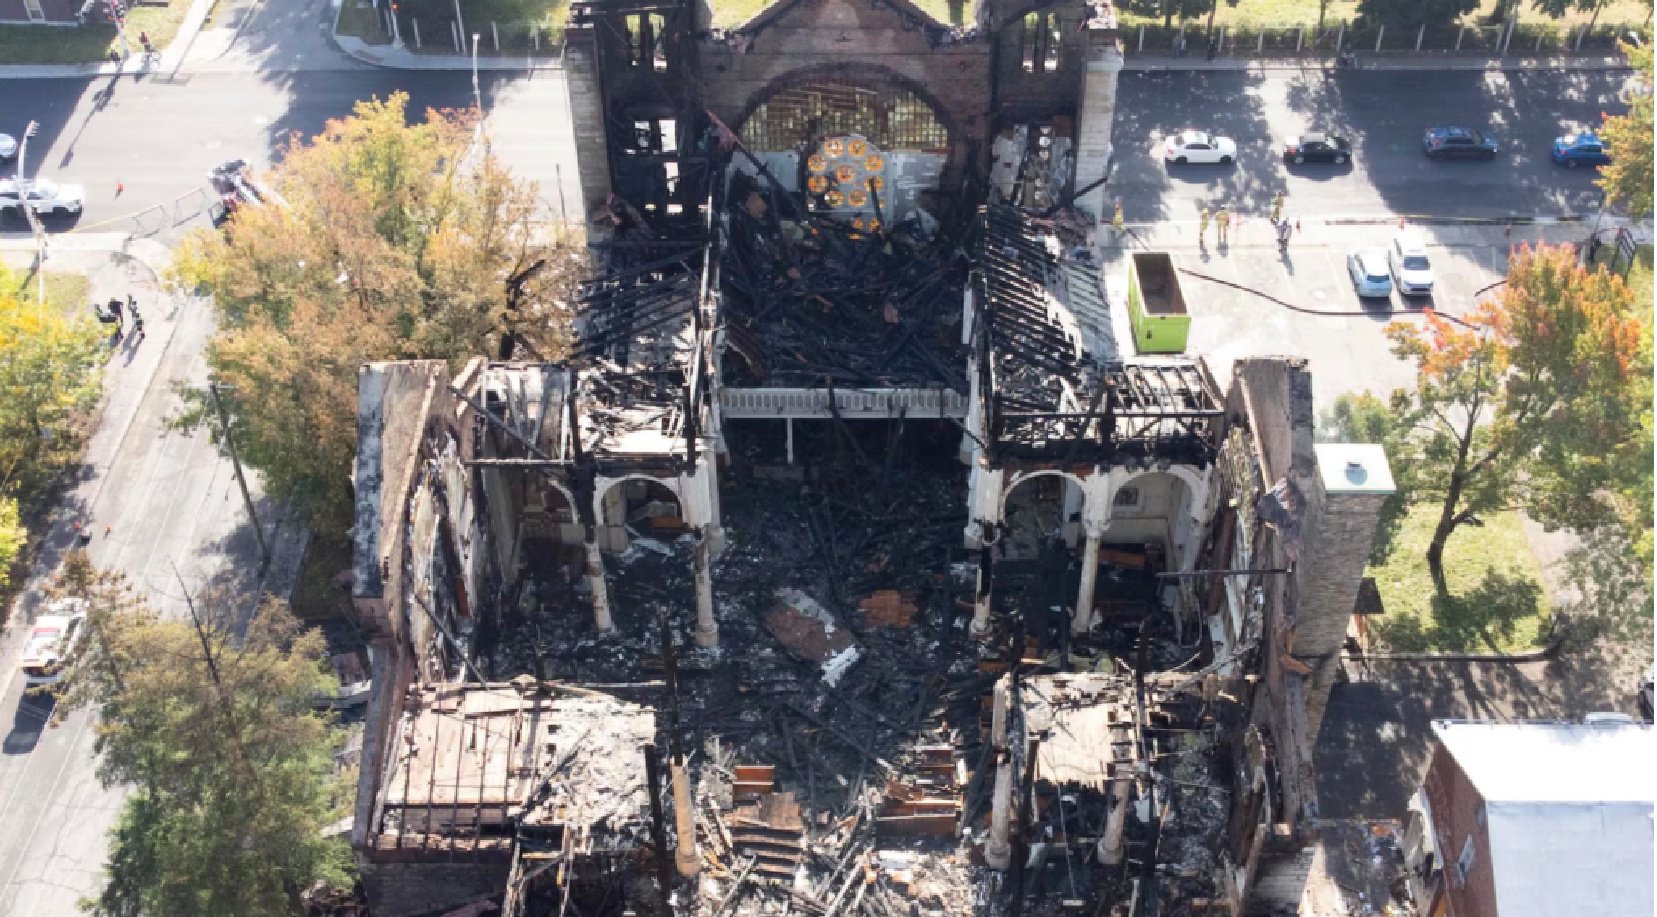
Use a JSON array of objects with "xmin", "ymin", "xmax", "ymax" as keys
[{"xmin": 343, "ymin": 1, "xmax": 1396, "ymax": 915}]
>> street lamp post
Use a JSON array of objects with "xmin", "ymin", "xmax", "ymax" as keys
[
  {"xmin": 16, "ymin": 121, "xmax": 47, "ymax": 309},
  {"xmin": 471, "ymin": 32, "xmax": 482, "ymax": 112}
]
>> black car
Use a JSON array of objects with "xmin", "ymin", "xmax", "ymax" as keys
[
  {"xmin": 1422, "ymin": 126, "xmax": 1499, "ymax": 161},
  {"xmin": 1282, "ymin": 132, "xmax": 1352, "ymax": 164}
]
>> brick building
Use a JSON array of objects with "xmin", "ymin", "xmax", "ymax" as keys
[{"xmin": 1403, "ymin": 720, "xmax": 1654, "ymax": 917}]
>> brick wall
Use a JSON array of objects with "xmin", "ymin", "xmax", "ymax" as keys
[
  {"xmin": 564, "ymin": 22, "xmax": 615, "ymax": 222},
  {"xmin": 1420, "ymin": 742, "xmax": 1499, "ymax": 917},
  {"xmin": 1297, "ymin": 488, "xmax": 1388, "ymax": 740},
  {"xmin": 698, "ymin": 0, "xmax": 993, "ymax": 148},
  {"xmin": 361, "ymin": 859, "xmax": 510, "ymax": 917}
]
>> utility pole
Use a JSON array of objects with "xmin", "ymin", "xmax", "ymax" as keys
[
  {"xmin": 17, "ymin": 121, "xmax": 47, "ymax": 310},
  {"xmin": 208, "ymin": 384, "xmax": 272, "ymax": 571}
]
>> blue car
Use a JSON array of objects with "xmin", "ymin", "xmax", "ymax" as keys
[
  {"xmin": 1552, "ymin": 131, "xmax": 1612, "ymax": 168},
  {"xmin": 1422, "ymin": 126, "xmax": 1499, "ymax": 161}
]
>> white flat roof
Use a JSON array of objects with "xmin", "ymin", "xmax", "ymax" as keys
[
  {"xmin": 1433, "ymin": 722, "xmax": 1655, "ymax": 917},
  {"xmin": 1431, "ymin": 720, "xmax": 1654, "ymax": 803},
  {"xmin": 1314, "ymin": 443, "xmax": 1395, "ymax": 496}
]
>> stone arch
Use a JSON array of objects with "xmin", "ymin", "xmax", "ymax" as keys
[
  {"xmin": 1116, "ymin": 464, "xmax": 1209, "ymax": 514},
  {"xmin": 998, "ymin": 469, "xmax": 1087, "ymax": 517},
  {"xmin": 594, "ymin": 474, "xmax": 685, "ymax": 539},
  {"xmin": 734, "ymin": 62, "xmax": 965, "ymax": 152}
]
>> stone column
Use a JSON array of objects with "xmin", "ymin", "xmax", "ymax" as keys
[
  {"xmin": 693, "ymin": 530, "xmax": 719, "ymax": 648},
  {"xmin": 985, "ymin": 676, "xmax": 1014, "ymax": 869},
  {"xmin": 986, "ymin": 750, "xmax": 1015, "ymax": 869},
  {"xmin": 562, "ymin": 17, "xmax": 613, "ymax": 223},
  {"xmin": 971, "ymin": 537, "xmax": 995, "ymax": 635},
  {"xmin": 1074, "ymin": 32, "xmax": 1125, "ymax": 222},
  {"xmin": 1072, "ymin": 526, "xmax": 1104, "ymax": 636},
  {"xmin": 671, "ymin": 757, "xmax": 699, "ymax": 876},
  {"xmin": 586, "ymin": 535, "xmax": 614, "ymax": 633}
]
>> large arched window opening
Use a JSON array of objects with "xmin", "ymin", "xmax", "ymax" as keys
[{"xmin": 740, "ymin": 80, "xmax": 950, "ymax": 153}]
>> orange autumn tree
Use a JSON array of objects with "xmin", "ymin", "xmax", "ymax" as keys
[
  {"xmin": 1386, "ymin": 242, "xmax": 1646, "ymax": 588},
  {"xmin": 171, "ymin": 93, "xmax": 583, "ymax": 533}
]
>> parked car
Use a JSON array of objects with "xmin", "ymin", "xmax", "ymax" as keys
[
  {"xmin": 1422, "ymin": 127, "xmax": 1499, "ymax": 161},
  {"xmin": 1388, "ymin": 231, "xmax": 1435, "ymax": 296},
  {"xmin": 1347, "ymin": 249, "xmax": 1393, "ymax": 298},
  {"xmin": 1551, "ymin": 131, "xmax": 1612, "ymax": 168},
  {"xmin": 0, "ymin": 133, "xmax": 16, "ymax": 161},
  {"xmin": 1283, "ymin": 131, "xmax": 1352, "ymax": 164},
  {"xmin": 1163, "ymin": 130, "xmax": 1237, "ymax": 165},
  {"xmin": 20, "ymin": 600, "xmax": 88, "ymax": 687},
  {"xmin": 0, "ymin": 178, "xmax": 85, "ymax": 216}
]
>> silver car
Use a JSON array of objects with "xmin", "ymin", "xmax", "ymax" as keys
[
  {"xmin": 0, "ymin": 178, "xmax": 85, "ymax": 215},
  {"xmin": 1347, "ymin": 249, "xmax": 1393, "ymax": 298}
]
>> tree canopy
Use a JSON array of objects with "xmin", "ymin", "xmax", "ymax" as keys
[
  {"xmin": 0, "ymin": 263, "xmax": 104, "ymax": 592},
  {"xmin": 172, "ymin": 92, "xmax": 582, "ymax": 532},
  {"xmin": 1598, "ymin": 40, "xmax": 1654, "ymax": 218},
  {"xmin": 52, "ymin": 552, "xmax": 352, "ymax": 917},
  {"xmin": 1354, "ymin": 0, "xmax": 1478, "ymax": 30},
  {"xmin": 1382, "ymin": 243, "xmax": 1646, "ymax": 586}
]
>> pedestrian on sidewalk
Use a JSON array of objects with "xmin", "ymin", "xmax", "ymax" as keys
[
  {"xmin": 1174, "ymin": 33, "xmax": 1188, "ymax": 58},
  {"xmin": 1215, "ymin": 206, "xmax": 1231, "ymax": 245},
  {"xmin": 1112, "ymin": 202, "xmax": 1126, "ymax": 237},
  {"xmin": 1270, "ymin": 191, "xmax": 1285, "ymax": 225},
  {"xmin": 1206, "ymin": 36, "xmax": 1218, "ymax": 61},
  {"xmin": 1198, "ymin": 207, "xmax": 1211, "ymax": 246},
  {"xmin": 1277, "ymin": 216, "xmax": 1293, "ymax": 251}
]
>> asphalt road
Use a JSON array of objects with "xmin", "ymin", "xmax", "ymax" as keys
[
  {"xmin": 1110, "ymin": 69, "xmax": 1636, "ymax": 223},
  {"xmin": 0, "ymin": 67, "xmax": 578, "ymax": 239},
  {"xmin": 0, "ymin": 61, "xmax": 580, "ymax": 917}
]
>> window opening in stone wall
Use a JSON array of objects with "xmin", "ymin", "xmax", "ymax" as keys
[
  {"xmin": 651, "ymin": 13, "xmax": 668, "ymax": 71},
  {"xmin": 1113, "ymin": 486, "xmax": 1142, "ymax": 509},
  {"xmin": 1021, "ymin": 12, "xmax": 1061, "ymax": 73},
  {"xmin": 741, "ymin": 82, "xmax": 948, "ymax": 152}
]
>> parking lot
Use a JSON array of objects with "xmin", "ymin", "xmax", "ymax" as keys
[{"xmin": 1098, "ymin": 218, "xmax": 1594, "ymax": 407}]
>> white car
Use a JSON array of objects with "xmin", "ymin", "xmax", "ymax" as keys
[
  {"xmin": 1347, "ymin": 249, "xmax": 1393, "ymax": 298},
  {"xmin": 1388, "ymin": 231, "xmax": 1435, "ymax": 296},
  {"xmin": 0, "ymin": 178, "xmax": 85, "ymax": 216},
  {"xmin": 21, "ymin": 599, "xmax": 88, "ymax": 687},
  {"xmin": 0, "ymin": 133, "xmax": 16, "ymax": 160},
  {"xmin": 1163, "ymin": 130, "xmax": 1237, "ymax": 165}
]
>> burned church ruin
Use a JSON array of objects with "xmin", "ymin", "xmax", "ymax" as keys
[{"xmin": 344, "ymin": 1, "xmax": 1396, "ymax": 915}]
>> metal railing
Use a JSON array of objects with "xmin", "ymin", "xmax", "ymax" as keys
[{"xmin": 1125, "ymin": 19, "xmax": 1648, "ymax": 57}]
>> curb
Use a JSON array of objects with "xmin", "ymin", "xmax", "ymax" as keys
[{"xmin": 1121, "ymin": 55, "xmax": 1632, "ymax": 73}]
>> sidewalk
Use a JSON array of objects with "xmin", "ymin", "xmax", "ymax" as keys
[
  {"xmin": 330, "ymin": 32, "xmax": 561, "ymax": 70},
  {"xmin": 1120, "ymin": 52, "xmax": 1633, "ymax": 71},
  {"xmin": 0, "ymin": 0, "xmax": 214, "ymax": 79}
]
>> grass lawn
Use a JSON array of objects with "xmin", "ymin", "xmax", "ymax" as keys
[
  {"xmin": 1367, "ymin": 504, "xmax": 1553, "ymax": 653},
  {"xmin": 0, "ymin": 0, "xmax": 193, "ymax": 65},
  {"xmin": 336, "ymin": 0, "xmax": 392, "ymax": 44},
  {"xmin": 0, "ymin": 265, "xmax": 90, "ymax": 318}
]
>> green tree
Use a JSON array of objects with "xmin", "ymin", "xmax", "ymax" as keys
[
  {"xmin": 0, "ymin": 496, "xmax": 23, "ymax": 593},
  {"xmin": 0, "ymin": 263, "xmax": 105, "ymax": 500},
  {"xmin": 1384, "ymin": 243, "xmax": 1645, "ymax": 588},
  {"xmin": 1598, "ymin": 41, "xmax": 1654, "ymax": 218},
  {"xmin": 52, "ymin": 551, "xmax": 352, "ymax": 917},
  {"xmin": 1354, "ymin": 0, "xmax": 1477, "ymax": 30},
  {"xmin": 171, "ymin": 92, "xmax": 581, "ymax": 533}
]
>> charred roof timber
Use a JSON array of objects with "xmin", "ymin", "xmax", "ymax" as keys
[{"xmin": 974, "ymin": 206, "xmax": 1223, "ymax": 466}]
